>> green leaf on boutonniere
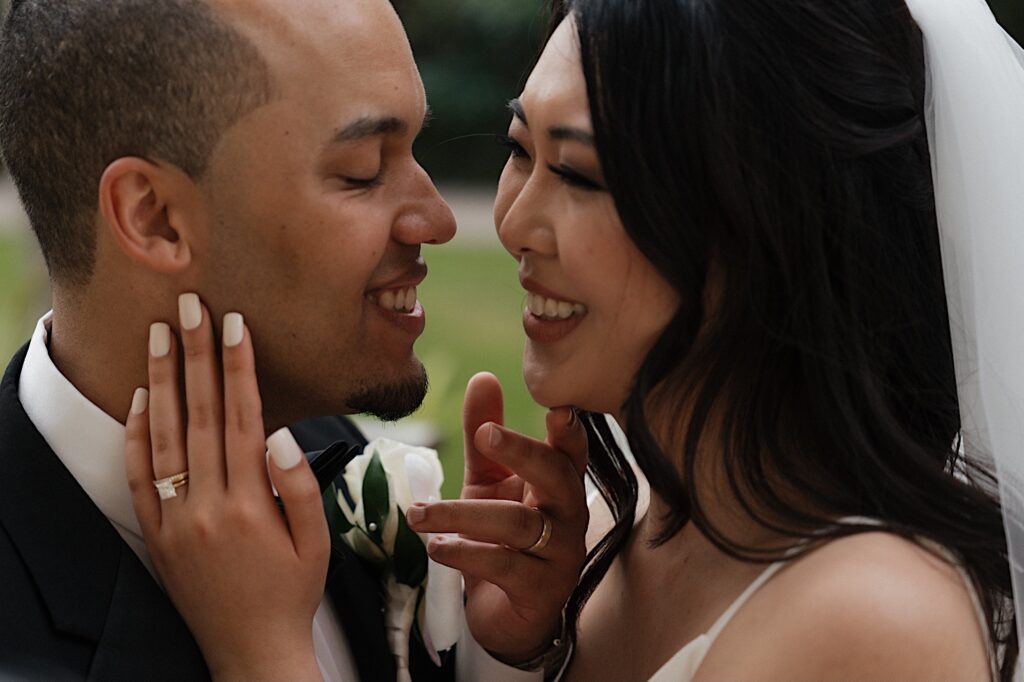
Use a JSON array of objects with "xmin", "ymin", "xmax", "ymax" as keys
[
  {"xmin": 363, "ymin": 450, "xmax": 390, "ymax": 544},
  {"xmin": 324, "ymin": 483, "xmax": 354, "ymax": 535},
  {"xmin": 393, "ymin": 508, "xmax": 428, "ymax": 587}
]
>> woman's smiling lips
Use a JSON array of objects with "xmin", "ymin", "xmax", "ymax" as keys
[{"xmin": 521, "ymin": 277, "xmax": 589, "ymax": 344}]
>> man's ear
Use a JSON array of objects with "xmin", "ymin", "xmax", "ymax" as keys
[{"xmin": 99, "ymin": 157, "xmax": 201, "ymax": 275}]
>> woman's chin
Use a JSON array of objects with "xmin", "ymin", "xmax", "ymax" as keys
[
  {"xmin": 524, "ymin": 364, "xmax": 574, "ymax": 411},
  {"xmin": 523, "ymin": 364, "xmax": 618, "ymax": 415}
]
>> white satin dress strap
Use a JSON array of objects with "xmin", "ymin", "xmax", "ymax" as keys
[
  {"xmin": 646, "ymin": 516, "xmax": 994, "ymax": 682},
  {"xmin": 646, "ymin": 559, "xmax": 788, "ymax": 682}
]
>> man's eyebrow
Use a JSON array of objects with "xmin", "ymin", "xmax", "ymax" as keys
[
  {"xmin": 508, "ymin": 98, "xmax": 528, "ymax": 126},
  {"xmin": 332, "ymin": 116, "xmax": 407, "ymax": 144},
  {"xmin": 329, "ymin": 106, "xmax": 433, "ymax": 146}
]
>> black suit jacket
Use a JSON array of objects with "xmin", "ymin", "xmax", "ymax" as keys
[{"xmin": 0, "ymin": 345, "xmax": 454, "ymax": 681}]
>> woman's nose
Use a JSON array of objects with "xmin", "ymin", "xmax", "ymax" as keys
[{"xmin": 495, "ymin": 174, "xmax": 557, "ymax": 258}]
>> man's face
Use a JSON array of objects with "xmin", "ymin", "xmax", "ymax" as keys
[{"xmin": 195, "ymin": 0, "xmax": 456, "ymax": 427}]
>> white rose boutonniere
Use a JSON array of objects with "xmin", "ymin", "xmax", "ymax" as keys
[{"xmin": 327, "ymin": 438, "xmax": 463, "ymax": 682}]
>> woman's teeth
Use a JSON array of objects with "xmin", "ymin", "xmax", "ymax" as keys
[
  {"xmin": 527, "ymin": 292, "xmax": 587, "ymax": 320},
  {"xmin": 372, "ymin": 287, "xmax": 418, "ymax": 313}
]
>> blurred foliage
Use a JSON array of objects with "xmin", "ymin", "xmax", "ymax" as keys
[{"xmin": 395, "ymin": 0, "xmax": 549, "ymax": 185}]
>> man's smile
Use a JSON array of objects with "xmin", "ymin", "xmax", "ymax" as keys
[{"xmin": 367, "ymin": 286, "xmax": 418, "ymax": 313}]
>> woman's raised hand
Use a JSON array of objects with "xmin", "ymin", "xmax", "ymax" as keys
[
  {"xmin": 124, "ymin": 293, "xmax": 327, "ymax": 682},
  {"xmin": 406, "ymin": 372, "xmax": 590, "ymax": 665}
]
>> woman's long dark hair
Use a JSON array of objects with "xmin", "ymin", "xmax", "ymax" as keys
[{"xmin": 545, "ymin": 1, "xmax": 1017, "ymax": 679}]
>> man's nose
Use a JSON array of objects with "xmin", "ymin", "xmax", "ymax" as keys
[{"xmin": 393, "ymin": 165, "xmax": 457, "ymax": 246}]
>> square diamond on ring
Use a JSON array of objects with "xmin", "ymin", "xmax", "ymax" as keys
[{"xmin": 155, "ymin": 479, "xmax": 179, "ymax": 500}]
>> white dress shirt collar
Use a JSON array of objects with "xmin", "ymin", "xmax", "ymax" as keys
[{"xmin": 19, "ymin": 311, "xmax": 144, "ymax": 543}]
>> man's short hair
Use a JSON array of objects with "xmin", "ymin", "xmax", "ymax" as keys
[{"xmin": 0, "ymin": 0, "xmax": 273, "ymax": 287}]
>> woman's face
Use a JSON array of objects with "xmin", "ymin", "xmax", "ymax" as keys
[{"xmin": 494, "ymin": 17, "xmax": 680, "ymax": 416}]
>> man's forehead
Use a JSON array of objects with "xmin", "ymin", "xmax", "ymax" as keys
[
  {"xmin": 211, "ymin": 0, "xmax": 408, "ymax": 73},
  {"xmin": 212, "ymin": 0, "xmax": 380, "ymax": 32},
  {"xmin": 207, "ymin": 0, "xmax": 425, "ymax": 148}
]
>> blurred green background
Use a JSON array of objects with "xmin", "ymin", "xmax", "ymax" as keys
[{"xmin": 0, "ymin": 0, "xmax": 1021, "ymax": 499}]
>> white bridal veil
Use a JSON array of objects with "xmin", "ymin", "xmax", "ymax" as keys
[{"xmin": 903, "ymin": 0, "xmax": 1024, "ymax": 675}]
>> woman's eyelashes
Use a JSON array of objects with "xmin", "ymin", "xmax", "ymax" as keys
[
  {"xmin": 547, "ymin": 163, "xmax": 604, "ymax": 192},
  {"xmin": 496, "ymin": 133, "xmax": 604, "ymax": 192},
  {"xmin": 495, "ymin": 133, "xmax": 528, "ymax": 159}
]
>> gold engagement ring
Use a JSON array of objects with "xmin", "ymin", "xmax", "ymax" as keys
[{"xmin": 153, "ymin": 471, "xmax": 189, "ymax": 500}]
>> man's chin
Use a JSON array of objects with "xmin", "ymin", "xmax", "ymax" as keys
[{"xmin": 346, "ymin": 366, "xmax": 429, "ymax": 422}]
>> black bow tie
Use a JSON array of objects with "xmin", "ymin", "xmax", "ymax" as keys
[
  {"xmin": 274, "ymin": 440, "xmax": 363, "ymax": 514},
  {"xmin": 308, "ymin": 440, "xmax": 364, "ymax": 494}
]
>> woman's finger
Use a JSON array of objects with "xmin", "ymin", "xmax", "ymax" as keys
[
  {"xmin": 266, "ymin": 428, "xmax": 330, "ymax": 564},
  {"xmin": 408, "ymin": 500, "xmax": 544, "ymax": 551},
  {"xmin": 125, "ymin": 387, "xmax": 161, "ymax": 535},
  {"xmin": 147, "ymin": 322, "xmax": 189, "ymax": 501},
  {"xmin": 426, "ymin": 535, "xmax": 551, "ymax": 606},
  {"xmin": 177, "ymin": 293, "xmax": 226, "ymax": 498},
  {"xmin": 545, "ymin": 407, "xmax": 588, "ymax": 477},
  {"xmin": 473, "ymin": 422, "xmax": 582, "ymax": 508},
  {"xmin": 462, "ymin": 373, "xmax": 514, "ymax": 491},
  {"xmin": 407, "ymin": 499, "xmax": 546, "ymax": 550},
  {"xmin": 221, "ymin": 313, "xmax": 271, "ymax": 496}
]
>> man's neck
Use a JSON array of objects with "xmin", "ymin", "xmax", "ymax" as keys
[{"xmin": 48, "ymin": 295, "xmax": 152, "ymax": 425}]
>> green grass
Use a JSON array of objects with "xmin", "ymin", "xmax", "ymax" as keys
[{"xmin": 401, "ymin": 244, "xmax": 544, "ymax": 499}]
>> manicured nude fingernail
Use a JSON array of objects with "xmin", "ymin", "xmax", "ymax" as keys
[
  {"xmin": 406, "ymin": 504, "xmax": 427, "ymax": 525},
  {"xmin": 149, "ymin": 323, "xmax": 170, "ymax": 358},
  {"xmin": 488, "ymin": 423, "xmax": 503, "ymax": 448},
  {"xmin": 267, "ymin": 427, "xmax": 303, "ymax": 470},
  {"xmin": 130, "ymin": 387, "xmax": 149, "ymax": 415},
  {"xmin": 427, "ymin": 535, "xmax": 447, "ymax": 553},
  {"xmin": 223, "ymin": 313, "xmax": 244, "ymax": 348},
  {"xmin": 178, "ymin": 293, "xmax": 202, "ymax": 331}
]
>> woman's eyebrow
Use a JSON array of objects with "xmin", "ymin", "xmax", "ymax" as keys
[
  {"xmin": 508, "ymin": 98, "xmax": 593, "ymax": 145},
  {"xmin": 548, "ymin": 126, "xmax": 594, "ymax": 146},
  {"xmin": 508, "ymin": 98, "xmax": 528, "ymax": 126}
]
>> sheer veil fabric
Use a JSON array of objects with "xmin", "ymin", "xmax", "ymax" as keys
[{"xmin": 904, "ymin": 0, "xmax": 1024, "ymax": 674}]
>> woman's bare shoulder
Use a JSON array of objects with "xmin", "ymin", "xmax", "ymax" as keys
[{"xmin": 695, "ymin": 531, "xmax": 992, "ymax": 681}]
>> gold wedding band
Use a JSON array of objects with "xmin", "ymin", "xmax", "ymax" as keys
[
  {"xmin": 153, "ymin": 471, "xmax": 189, "ymax": 500},
  {"xmin": 523, "ymin": 509, "xmax": 553, "ymax": 556}
]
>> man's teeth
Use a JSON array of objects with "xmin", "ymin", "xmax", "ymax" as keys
[
  {"xmin": 373, "ymin": 287, "xmax": 418, "ymax": 313},
  {"xmin": 527, "ymin": 293, "xmax": 587, "ymax": 320}
]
